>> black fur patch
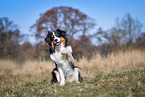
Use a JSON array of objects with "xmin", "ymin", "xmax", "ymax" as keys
[{"xmin": 51, "ymin": 68, "xmax": 58, "ymax": 84}]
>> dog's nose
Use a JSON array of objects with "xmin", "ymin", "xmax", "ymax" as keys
[{"xmin": 54, "ymin": 39, "xmax": 58, "ymax": 42}]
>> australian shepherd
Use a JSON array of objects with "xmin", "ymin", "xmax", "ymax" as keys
[{"xmin": 45, "ymin": 29, "xmax": 83, "ymax": 85}]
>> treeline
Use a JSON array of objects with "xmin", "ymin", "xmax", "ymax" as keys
[{"xmin": 0, "ymin": 6, "xmax": 145, "ymax": 62}]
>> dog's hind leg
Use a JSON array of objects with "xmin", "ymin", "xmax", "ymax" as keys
[
  {"xmin": 73, "ymin": 67, "xmax": 83, "ymax": 83},
  {"xmin": 51, "ymin": 68, "xmax": 59, "ymax": 84}
]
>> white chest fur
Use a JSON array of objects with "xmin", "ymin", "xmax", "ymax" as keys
[
  {"xmin": 50, "ymin": 43, "xmax": 75, "ymax": 79},
  {"xmin": 50, "ymin": 43, "xmax": 74, "ymax": 66},
  {"xmin": 50, "ymin": 43, "xmax": 80, "ymax": 85}
]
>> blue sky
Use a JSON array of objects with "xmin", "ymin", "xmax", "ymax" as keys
[{"xmin": 0, "ymin": 0, "xmax": 145, "ymax": 44}]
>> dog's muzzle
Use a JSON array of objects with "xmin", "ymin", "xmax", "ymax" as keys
[{"xmin": 54, "ymin": 39, "xmax": 61, "ymax": 46}]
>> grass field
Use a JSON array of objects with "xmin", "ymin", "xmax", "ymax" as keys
[{"xmin": 0, "ymin": 50, "xmax": 145, "ymax": 96}]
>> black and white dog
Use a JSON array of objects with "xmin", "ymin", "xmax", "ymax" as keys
[{"xmin": 45, "ymin": 29, "xmax": 83, "ymax": 85}]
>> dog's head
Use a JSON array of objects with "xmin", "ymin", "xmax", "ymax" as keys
[{"xmin": 45, "ymin": 29, "xmax": 68, "ymax": 53}]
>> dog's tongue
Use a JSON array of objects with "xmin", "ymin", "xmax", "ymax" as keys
[{"xmin": 56, "ymin": 42, "xmax": 60, "ymax": 46}]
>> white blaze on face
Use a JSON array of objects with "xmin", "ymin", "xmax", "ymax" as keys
[{"xmin": 53, "ymin": 32, "xmax": 61, "ymax": 46}]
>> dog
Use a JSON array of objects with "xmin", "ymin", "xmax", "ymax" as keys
[{"xmin": 45, "ymin": 29, "xmax": 83, "ymax": 85}]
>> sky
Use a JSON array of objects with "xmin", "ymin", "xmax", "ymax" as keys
[{"xmin": 0, "ymin": 0, "xmax": 145, "ymax": 44}]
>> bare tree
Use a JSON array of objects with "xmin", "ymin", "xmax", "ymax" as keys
[
  {"xmin": 31, "ymin": 6, "xmax": 95, "ymax": 41},
  {"xmin": 104, "ymin": 13, "xmax": 143, "ymax": 49},
  {"xmin": 116, "ymin": 13, "xmax": 142, "ymax": 45},
  {"xmin": 0, "ymin": 17, "xmax": 23, "ymax": 59}
]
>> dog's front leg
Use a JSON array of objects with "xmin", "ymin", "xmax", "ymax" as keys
[
  {"xmin": 58, "ymin": 68, "xmax": 65, "ymax": 86},
  {"xmin": 67, "ymin": 52, "xmax": 76, "ymax": 63},
  {"xmin": 50, "ymin": 54, "xmax": 56, "ymax": 62},
  {"xmin": 61, "ymin": 49, "xmax": 76, "ymax": 63}
]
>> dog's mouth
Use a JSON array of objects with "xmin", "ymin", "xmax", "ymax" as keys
[{"xmin": 54, "ymin": 41, "xmax": 61, "ymax": 46}]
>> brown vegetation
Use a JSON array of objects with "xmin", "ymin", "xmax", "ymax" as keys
[
  {"xmin": 0, "ymin": 49, "xmax": 144, "ymax": 81},
  {"xmin": 0, "ymin": 49, "xmax": 145, "ymax": 96}
]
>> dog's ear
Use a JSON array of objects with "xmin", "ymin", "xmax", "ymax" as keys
[
  {"xmin": 44, "ymin": 31, "xmax": 51, "ymax": 43},
  {"xmin": 56, "ymin": 29, "xmax": 66, "ymax": 35},
  {"xmin": 44, "ymin": 36, "xmax": 48, "ymax": 43}
]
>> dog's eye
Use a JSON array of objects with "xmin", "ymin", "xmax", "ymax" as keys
[
  {"xmin": 51, "ymin": 35, "xmax": 53, "ymax": 38},
  {"xmin": 55, "ymin": 33, "xmax": 57, "ymax": 36},
  {"xmin": 57, "ymin": 34, "xmax": 59, "ymax": 36}
]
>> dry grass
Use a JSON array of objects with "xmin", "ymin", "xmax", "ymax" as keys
[
  {"xmin": 78, "ymin": 50, "xmax": 145, "ymax": 76},
  {"xmin": 0, "ymin": 49, "xmax": 145, "ymax": 96},
  {"xmin": 0, "ymin": 50, "xmax": 144, "ymax": 78},
  {"xmin": 0, "ymin": 60, "xmax": 54, "ymax": 83}
]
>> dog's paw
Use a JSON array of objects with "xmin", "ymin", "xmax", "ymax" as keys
[
  {"xmin": 61, "ymin": 52, "xmax": 66, "ymax": 55},
  {"xmin": 61, "ymin": 50, "xmax": 68, "ymax": 55},
  {"xmin": 72, "ymin": 58, "xmax": 76, "ymax": 63},
  {"xmin": 68, "ymin": 58, "xmax": 76, "ymax": 63},
  {"xmin": 60, "ymin": 82, "xmax": 65, "ymax": 86}
]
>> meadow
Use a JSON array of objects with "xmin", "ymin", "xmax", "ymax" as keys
[{"xmin": 0, "ymin": 50, "xmax": 145, "ymax": 96}]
